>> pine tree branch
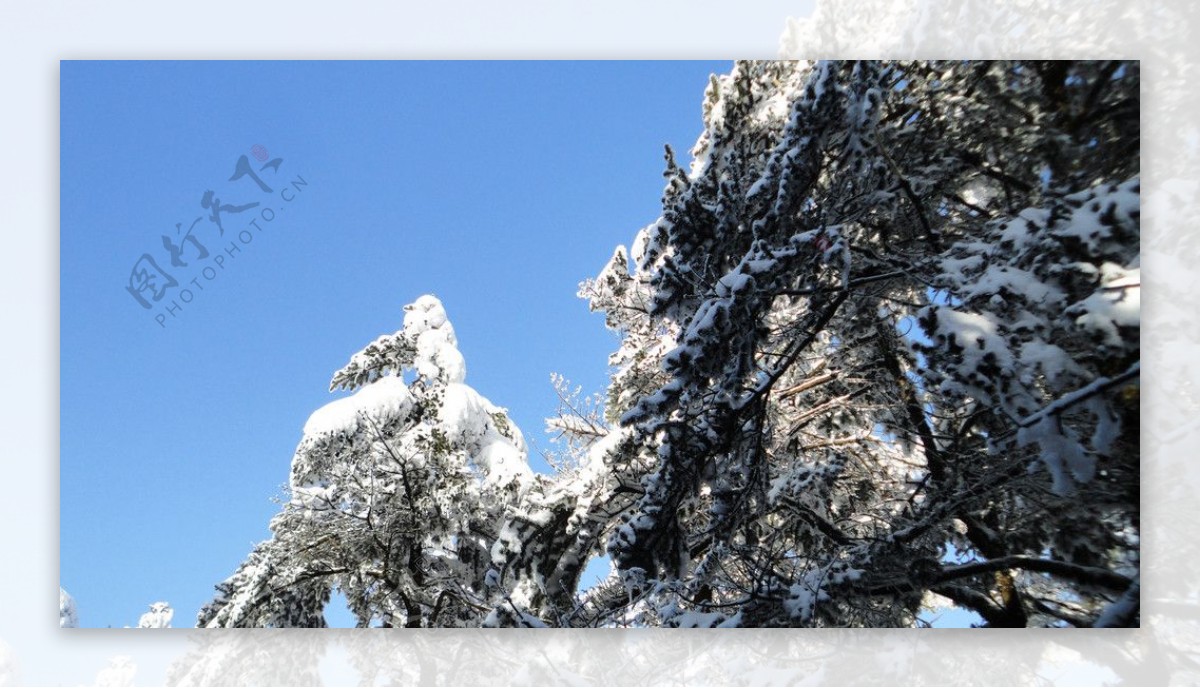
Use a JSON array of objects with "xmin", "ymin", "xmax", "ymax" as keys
[
  {"xmin": 934, "ymin": 556, "xmax": 1132, "ymax": 591},
  {"xmin": 1015, "ymin": 362, "xmax": 1140, "ymax": 428}
]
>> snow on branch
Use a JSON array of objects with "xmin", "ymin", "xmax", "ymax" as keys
[{"xmin": 1015, "ymin": 362, "xmax": 1140, "ymax": 429}]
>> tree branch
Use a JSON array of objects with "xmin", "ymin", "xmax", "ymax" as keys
[{"xmin": 935, "ymin": 556, "xmax": 1132, "ymax": 591}]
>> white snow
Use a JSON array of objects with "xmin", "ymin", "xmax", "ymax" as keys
[
  {"xmin": 403, "ymin": 294, "xmax": 451, "ymax": 333},
  {"xmin": 1070, "ymin": 265, "xmax": 1140, "ymax": 346},
  {"xmin": 1018, "ymin": 415, "xmax": 1091, "ymax": 495},
  {"xmin": 136, "ymin": 601, "xmax": 174, "ymax": 629},
  {"xmin": 754, "ymin": 90, "xmax": 792, "ymax": 125},
  {"xmin": 1018, "ymin": 341, "xmax": 1082, "ymax": 388},
  {"xmin": 671, "ymin": 611, "xmax": 728, "ymax": 628},
  {"xmin": 715, "ymin": 271, "xmax": 753, "ymax": 297},
  {"xmin": 403, "ymin": 295, "xmax": 466, "ymax": 384},
  {"xmin": 1088, "ymin": 395, "xmax": 1121, "ymax": 455},
  {"xmin": 440, "ymin": 383, "xmax": 531, "ymax": 488},
  {"xmin": 59, "ymin": 587, "xmax": 78, "ymax": 628},
  {"xmin": 1053, "ymin": 179, "xmax": 1140, "ymax": 254},
  {"xmin": 996, "ymin": 208, "xmax": 1049, "ymax": 251},
  {"xmin": 931, "ymin": 308, "xmax": 1012, "ymax": 371},
  {"xmin": 961, "ymin": 265, "xmax": 1064, "ymax": 306},
  {"xmin": 290, "ymin": 483, "xmax": 337, "ymax": 511},
  {"xmin": 414, "ymin": 327, "xmax": 467, "ymax": 384},
  {"xmin": 545, "ymin": 414, "xmax": 604, "ymax": 439},
  {"xmin": 302, "ymin": 375, "xmax": 413, "ymax": 438}
]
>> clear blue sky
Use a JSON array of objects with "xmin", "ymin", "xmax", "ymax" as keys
[{"xmin": 60, "ymin": 60, "xmax": 732, "ymax": 627}]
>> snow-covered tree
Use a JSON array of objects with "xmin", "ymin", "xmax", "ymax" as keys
[
  {"xmin": 136, "ymin": 601, "xmax": 174, "ymax": 628},
  {"xmin": 581, "ymin": 59, "xmax": 1139, "ymax": 627},
  {"xmin": 59, "ymin": 587, "xmax": 78, "ymax": 628},
  {"xmin": 200, "ymin": 295, "xmax": 537, "ymax": 627},
  {"xmin": 204, "ymin": 60, "xmax": 1138, "ymax": 628}
]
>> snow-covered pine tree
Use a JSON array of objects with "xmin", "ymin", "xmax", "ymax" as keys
[
  {"xmin": 59, "ymin": 587, "xmax": 78, "ymax": 628},
  {"xmin": 200, "ymin": 296, "xmax": 537, "ymax": 627},
  {"xmin": 582, "ymin": 60, "xmax": 1139, "ymax": 627},
  {"xmin": 136, "ymin": 601, "xmax": 174, "ymax": 628}
]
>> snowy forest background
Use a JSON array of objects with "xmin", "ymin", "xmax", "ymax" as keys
[{"xmin": 63, "ymin": 59, "xmax": 1139, "ymax": 630}]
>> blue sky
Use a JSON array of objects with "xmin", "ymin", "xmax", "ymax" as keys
[{"xmin": 60, "ymin": 60, "xmax": 732, "ymax": 627}]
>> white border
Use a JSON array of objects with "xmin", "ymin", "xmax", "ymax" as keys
[{"xmin": 4, "ymin": 0, "xmax": 1191, "ymax": 684}]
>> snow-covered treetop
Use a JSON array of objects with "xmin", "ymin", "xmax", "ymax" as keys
[
  {"xmin": 295, "ymin": 294, "xmax": 528, "ymax": 494},
  {"xmin": 136, "ymin": 602, "xmax": 174, "ymax": 629},
  {"xmin": 328, "ymin": 294, "xmax": 464, "ymax": 391},
  {"xmin": 201, "ymin": 295, "xmax": 534, "ymax": 628},
  {"xmin": 404, "ymin": 294, "xmax": 466, "ymax": 384},
  {"xmin": 59, "ymin": 587, "xmax": 78, "ymax": 629}
]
